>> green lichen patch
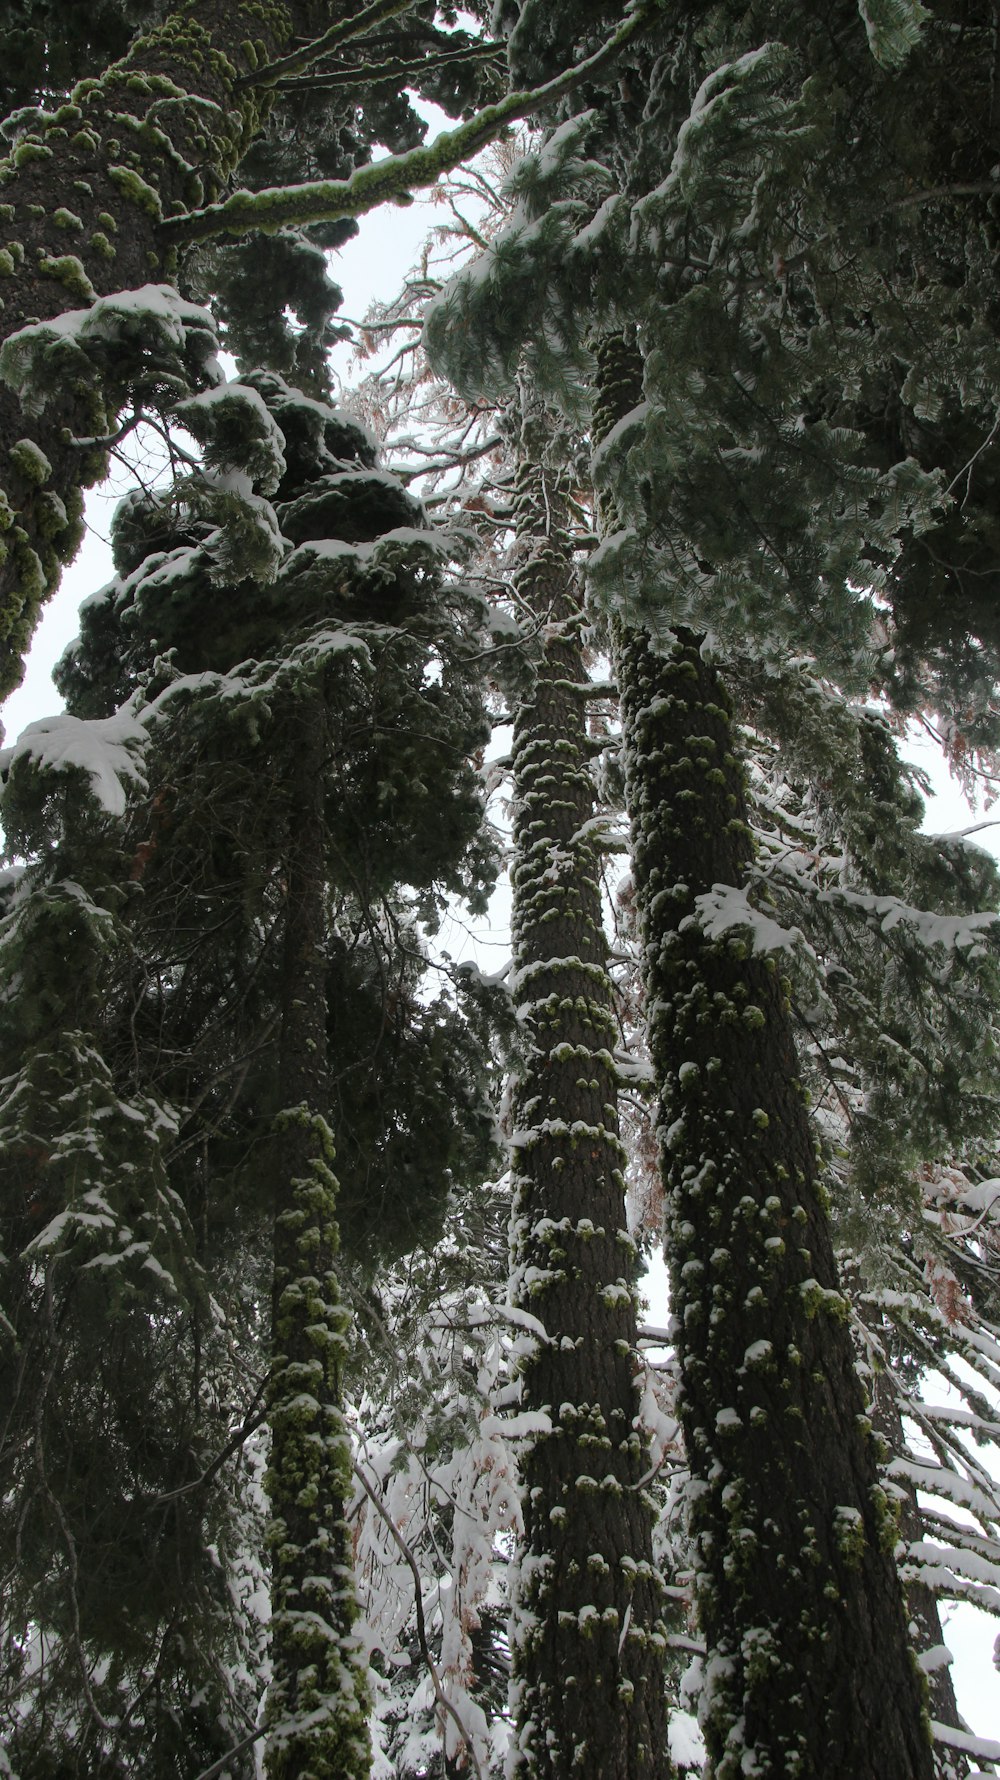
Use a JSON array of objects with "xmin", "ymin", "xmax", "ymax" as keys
[
  {"xmin": 36, "ymin": 254, "xmax": 96, "ymax": 302},
  {"xmin": 9, "ymin": 439, "xmax": 52, "ymax": 485}
]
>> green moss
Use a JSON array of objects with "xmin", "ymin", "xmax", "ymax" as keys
[
  {"xmin": 10, "ymin": 531, "xmax": 45, "ymax": 600},
  {"xmin": 36, "ymin": 254, "xmax": 96, "ymax": 302},
  {"xmin": 833, "ymin": 1505, "xmax": 866, "ymax": 1568},
  {"xmin": 869, "ymin": 1483, "xmax": 901, "ymax": 1552},
  {"xmin": 96, "ymin": 212, "xmax": 117, "ymax": 232},
  {"xmin": 0, "ymin": 251, "xmax": 14, "ymax": 277},
  {"xmin": 800, "ymin": 1279, "xmax": 848, "ymax": 1322},
  {"xmin": 10, "ymin": 439, "xmax": 52, "ymax": 485},
  {"xmin": 107, "ymin": 165, "xmax": 162, "ymax": 219},
  {"xmin": 53, "ymin": 208, "xmax": 84, "ymax": 232},
  {"xmin": 13, "ymin": 140, "xmax": 53, "ymax": 168},
  {"xmin": 90, "ymin": 232, "xmax": 116, "ymax": 261},
  {"xmin": 36, "ymin": 489, "xmax": 69, "ymax": 539}
]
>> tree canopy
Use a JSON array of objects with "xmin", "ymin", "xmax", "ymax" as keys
[{"xmin": 2, "ymin": 4, "xmax": 1000, "ymax": 1779}]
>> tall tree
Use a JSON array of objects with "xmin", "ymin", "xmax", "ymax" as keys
[
  {"xmin": 0, "ymin": 343, "xmax": 497, "ymax": 1774},
  {"xmin": 420, "ymin": 6, "xmax": 1000, "ymax": 1771},
  {"xmin": 503, "ymin": 391, "xmax": 670, "ymax": 1779},
  {"xmin": 352, "ymin": 208, "xmax": 679, "ymax": 1773},
  {"xmin": 358, "ymin": 168, "xmax": 1000, "ymax": 1771}
]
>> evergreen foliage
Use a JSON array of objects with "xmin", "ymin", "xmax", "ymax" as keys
[
  {"xmin": 0, "ymin": 169, "xmax": 500, "ymax": 1774},
  {"xmin": 352, "ymin": 172, "xmax": 1000, "ymax": 1774},
  {"xmin": 4, "ymin": 2, "xmax": 1000, "ymax": 1776}
]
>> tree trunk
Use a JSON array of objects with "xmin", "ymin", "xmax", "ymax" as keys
[
  {"xmin": 265, "ymin": 685, "xmax": 371, "ymax": 1780},
  {"xmin": 506, "ymin": 402, "xmax": 672, "ymax": 1780},
  {"xmin": 0, "ymin": 0, "xmax": 317, "ymax": 700},
  {"xmin": 595, "ymin": 332, "xmax": 933, "ymax": 1780}
]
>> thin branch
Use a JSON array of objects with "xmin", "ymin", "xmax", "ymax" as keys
[
  {"xmin": 353, "ymin": 1460, "xmax": 488, "ymax": 1780},
  {"xmin": 68, "ymin": 409, "xmax": 147, "ymax": 451},
  {"xmin": 141, "ymin": 1382, "xmax": 271, "ymax": 1507},
  {"xmin": 275, "ymin": 40, "xmax": 502, "ymax": 94},
  {"xmin": 192, "ymin": 1725, "xmax": 267, "ymax": 1780},
  {"xmin": 236, "ymin": 0, "xmax": 420, "ymax": 91},
  {"xmin": 164, "ymin": 6, "xmax": 656, "ymax": 248}
]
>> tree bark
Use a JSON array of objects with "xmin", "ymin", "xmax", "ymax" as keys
[
  {"xmin": 617, "ymin": 621, "xmax": 934, "ymax": 1780},
  {"xmin": 595, "ymin": 332, "xmax": 933, "ymax": 1780},
  {"xmin": 265, "ymin": 684, "xmax": 371, "ymax": 1780},
  {"xmin": 0, "ymin": 0, "xmax": 318, "ymax": 701},
  {"xmin": 506, "ymin": 401, "xmax": 672, "ymax": 1780}
]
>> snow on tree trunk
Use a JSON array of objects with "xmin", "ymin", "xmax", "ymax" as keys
[
  {"xmin": 0, "ymin": 0, "xmax": 316, "ymax": 701},
  {"xmin": 617, "ymin": 622, "xmax": 935, "ymax": 1780},
  {"xmin": 595, "ymin": 332, "xmax": 933, "ymax": 1780},
  {"xmin": 506, "ymin": 400, "xmax": 671, "ymax": 1780},
  {"xmin": 265, "ymin": 685, "xmax": 371, "ymax": 1780}
]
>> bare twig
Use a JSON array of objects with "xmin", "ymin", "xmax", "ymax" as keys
[{"xmin": 353, "ymin": 1460, "xmax": 487, "ymax": 1780}]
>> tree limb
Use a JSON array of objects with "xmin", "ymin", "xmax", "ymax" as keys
[
  {"xmin": 164, "ymin": 6, "xmax": 656, "ymax": 247},
  {"xmin": 352, "ymin": 1459, "xmax": 487, "ymax": 1780}
]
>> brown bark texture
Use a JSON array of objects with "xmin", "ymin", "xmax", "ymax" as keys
[{"xmin": 506, "ymin": 417, "xmax": 672, "ymax": 1780}]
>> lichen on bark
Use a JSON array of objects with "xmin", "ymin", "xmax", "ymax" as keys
[
  {"xmin": 0, "ymin": 0, "xmax": 306, "ymax": 702},
  {"xmin": 505, "ymin": 391, "xmax": 671, "ymax": 1780},
  {"xmin": 593, "ymin": 328, "xmax": 933, "ymax": 1780}
]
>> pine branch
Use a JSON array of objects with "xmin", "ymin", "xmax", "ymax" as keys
[
  {"xmin": 275, "ymin": 40, "xmax": 502, "ymax": 94},
  {"xmin": 164, "ymin": 7, "xmax": 656, "ymax": 248},
  {"xmin": 235, "ymin": 0, "xmax": 421, "ymax": 92}
]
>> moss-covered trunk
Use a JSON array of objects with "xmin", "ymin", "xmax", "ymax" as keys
[
  {"xmin": 506, "ymin": 414, "xmax": 671, "ymax": 1780},
  {"xmin": 615, "ymin": 622, "xmax": 933, "ymax": 1779},
  {"xmin": 0, "ymin": 0, "xmax": 317, "ymax": 700},
  {"xmin": 591, "ymin": 332, "xmax": 932, "ymax": 1780},
  {"xmin": 265, "ymin": 685, "xmax": 370, "ymax": 1780}
]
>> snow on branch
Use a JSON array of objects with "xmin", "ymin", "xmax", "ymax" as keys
[
  {"xmin": 163, "ymin": 7, "xmax": 659, "ymax": 247},
  {"xmin": 693, "ymin": 882, "xmax": 815, "ymax": 957},
  {"xmin": 1, "ymin": 706, "xmax": 149, "ymax": 816}
]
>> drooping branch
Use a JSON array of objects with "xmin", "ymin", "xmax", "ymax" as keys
[{"xmin": 353, "ymin": 1459, "xmax": 488, "ymax": 1780}]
